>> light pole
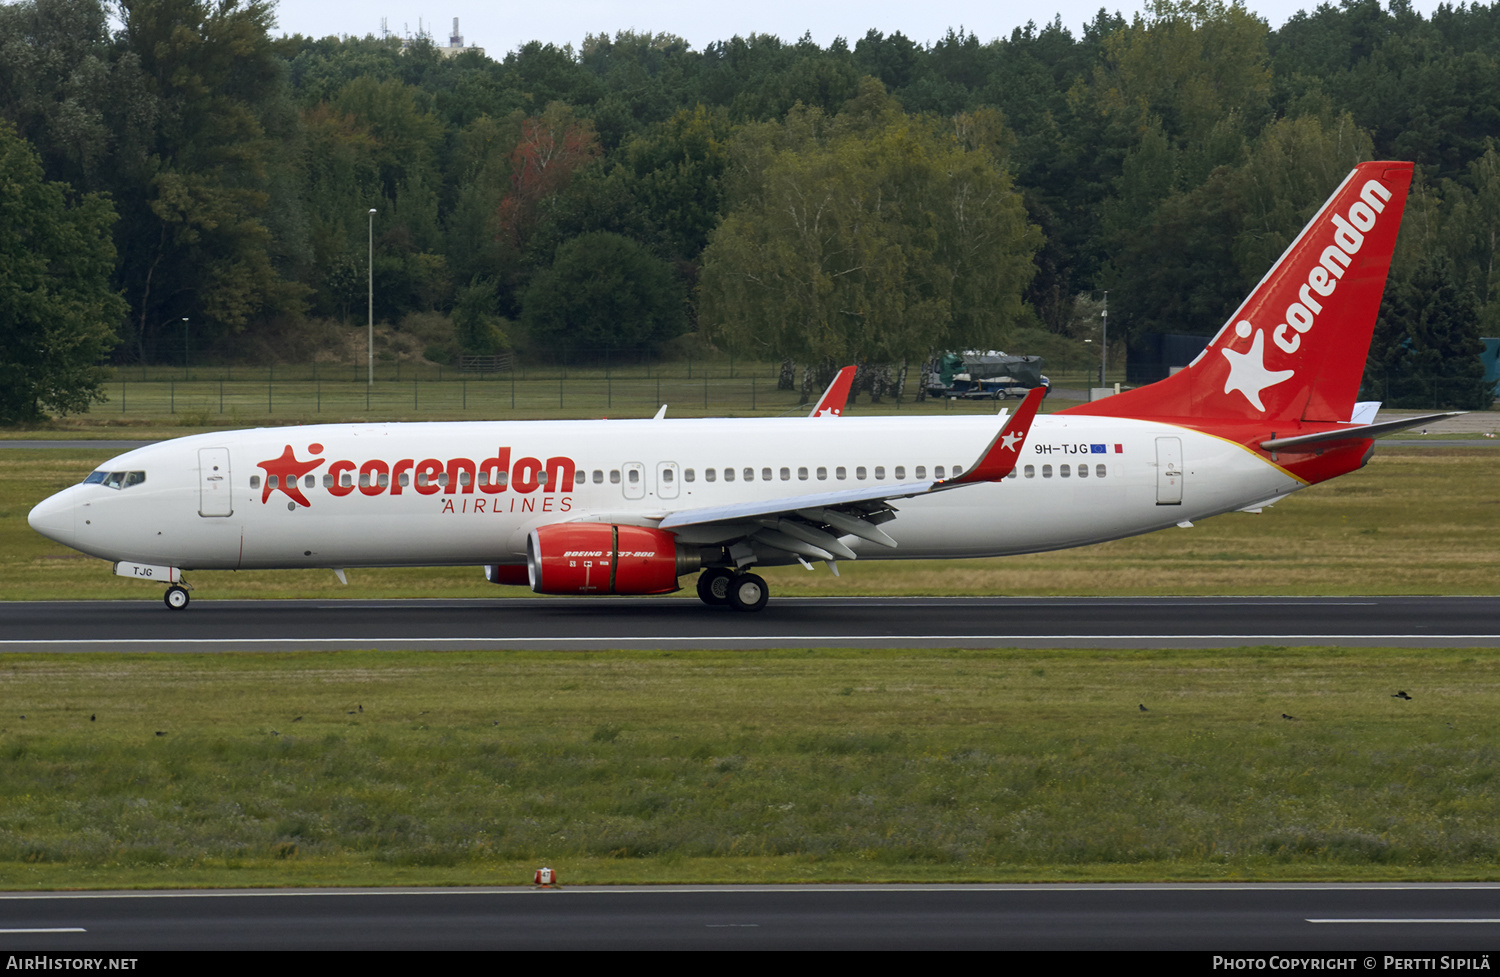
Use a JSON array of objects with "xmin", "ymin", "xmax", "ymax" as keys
[
  {"xmin": 182, "ymin": 317, "xmax": 189, "ymax": 378},
  {"xmin": 1100, "ymin": 290, "xmax": 1109, "ymax": 389},
  {"xmin": 368, "ymin": 208, "xmax": 377, "ymax": 386}
]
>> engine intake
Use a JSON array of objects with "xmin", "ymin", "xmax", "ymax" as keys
[{"xmin": 526, "ymin": 523, "xmax": 697, "ymax": 595}]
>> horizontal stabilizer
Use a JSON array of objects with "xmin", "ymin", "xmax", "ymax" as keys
[{"xmin": 1260, "ymin": 411, "xmax": 1464, "ymax": 451}]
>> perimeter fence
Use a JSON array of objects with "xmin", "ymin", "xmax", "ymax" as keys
[
  {"xmin": 103, "ymin": 374, "xmax": 815, "ymax": 418},
  {"xmin": 90, "ymin": 358, "xmax": 1495, "ymax": 421},
  {"xmin": 93, "ymin": 359, "xmax": 1118, "ymax": 420}
]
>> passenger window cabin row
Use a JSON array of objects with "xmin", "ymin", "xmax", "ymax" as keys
[
  {"xmin": 1019, "ymin": 463, "xmax": 1108, "ymax": 479},
  {"xmin": 585, "ymin": 464, "xmax": 962, "ymax": 485},
  {"xmin": 575, "ymin": 463, "xmax": 1108, "ymax": 484}
]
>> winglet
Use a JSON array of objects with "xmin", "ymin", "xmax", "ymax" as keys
[
  {"xmin": 809, "ymin": 366, "xmax": 857, "ymax": 417},
  {"xmin": 938, "ymin": 385, "xmax": 1046, "ymax": 486}
]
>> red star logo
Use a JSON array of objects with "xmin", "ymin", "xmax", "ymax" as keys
[{"xmin": 257, "ymin": 444, "xmax": 325, "ymax": 507}]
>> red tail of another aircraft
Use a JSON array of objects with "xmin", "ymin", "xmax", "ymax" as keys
[{"xmin": 1065, "ymin": 161, "xmax": 1413, "ymax": 426}]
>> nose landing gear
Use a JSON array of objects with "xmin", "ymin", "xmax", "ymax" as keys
[{"xmin": 113, "ymin": 562, "xmax": 193, "ymax": 609}]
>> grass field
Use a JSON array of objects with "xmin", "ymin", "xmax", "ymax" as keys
[{"xmin": 0, "ymin": 647, "xmax": 1496, "ymax": 888}]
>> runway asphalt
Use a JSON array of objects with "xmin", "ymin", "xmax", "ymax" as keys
[
  {"xmin": 2, "ymin": 595, "xmax": 1497, "ymax": 652},
  {"xmin": 2, "ymin": 883, "xmax": 1499, "ymax": 950}
]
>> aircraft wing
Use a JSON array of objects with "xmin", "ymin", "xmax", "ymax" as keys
[{"xmin": 652, "ymin": 387, "xmax": 1046, "ymax": 564}]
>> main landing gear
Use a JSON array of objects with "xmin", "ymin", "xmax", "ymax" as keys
[
  {"xmin": 164, "ymin": 583, "xmax": 192, "ymax": 610},
  {"xmin": 696, "ymin": 567, "xmax": 769, "ymax": 612}
]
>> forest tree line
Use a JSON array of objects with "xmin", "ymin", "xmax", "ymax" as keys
[{"xmin": 1, "ymin": 0, "xmax": 1497, "ymax": 422}]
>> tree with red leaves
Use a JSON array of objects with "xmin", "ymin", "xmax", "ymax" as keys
[{"xmin": 494, "ymin": 104, "xmax": 601, "ymax": 253}]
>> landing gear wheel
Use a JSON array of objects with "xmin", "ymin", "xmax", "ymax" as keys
[
  {"xmin": 164, "ymin": 585, "xmax": 190, "ymax": 610},
  {"xmin": 696, "ymin": 567, "xmax": 734, "ymax": 606},
  {"xmin": 727, "ymin": 572, "xmax": 769, "ymax": 612}
]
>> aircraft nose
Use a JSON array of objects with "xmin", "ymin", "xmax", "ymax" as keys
[{"xmin": 28, "ymin": 489, "xmax": 76, "ymax": 547}]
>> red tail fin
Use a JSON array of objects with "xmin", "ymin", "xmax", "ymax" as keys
[
  {"xmin": 1064, "ymin": 161, "xmax": 1413, "ymax": 424},
  {"xmin": 809, "ymin": 365, "xmax": 857, "ymax": 417}
]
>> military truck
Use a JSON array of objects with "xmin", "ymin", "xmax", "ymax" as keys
[{"xmin": 924, "ymin": 351, "xmax": 1049, "ymax": 400}]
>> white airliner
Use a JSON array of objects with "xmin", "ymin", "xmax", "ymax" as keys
[{"xmin": 28, "ymin": 161, "xmax": 1458, "ymax": 611}]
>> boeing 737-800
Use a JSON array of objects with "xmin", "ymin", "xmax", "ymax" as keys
[{"xmin": 28, "ymin": 161, "xmax": 1457, "ymax": 611}]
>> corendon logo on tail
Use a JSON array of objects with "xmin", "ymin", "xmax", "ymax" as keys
[
  {"xmin": 1220, "ymin": 322, "xmax": 1294, "ymax": 412},
  {"xmin": 1215, "ymin": 177, "xmax": 1393, "ymax": 413},
  {"xmin": 255, "ymin": 445, "xmax": 576, "ymax": 510}
]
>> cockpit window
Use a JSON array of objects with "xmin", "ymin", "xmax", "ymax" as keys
[{"xmin": 85, "ymin": 470, "xmax": 146, "ymax": 489}]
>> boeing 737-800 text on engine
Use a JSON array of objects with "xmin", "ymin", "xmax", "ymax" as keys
[{"xmin": 28, "ymin": 161, "xmax": 1458, "ymax": 610}]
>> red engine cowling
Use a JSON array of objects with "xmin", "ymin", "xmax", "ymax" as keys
[{"xmin": 526, "ymin": 523, "xmax": 688, "ymax": 595}]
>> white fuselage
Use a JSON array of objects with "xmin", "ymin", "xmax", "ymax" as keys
[{"xmin": 29, "ymin": 414, "xmax": 1305, "ymax": 572}]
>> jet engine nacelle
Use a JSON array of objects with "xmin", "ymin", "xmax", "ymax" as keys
[
  {"xmin": 483, "ymin": 564, "xmax": 530, "ymax": 585},
  {"xmin": 526, "ymin": 523, "xmax": 698, "ymax": 595}
]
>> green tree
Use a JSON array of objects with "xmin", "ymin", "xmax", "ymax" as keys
[
  {"xmin": 110, "ymin": 0, "xmax": 308, "ymax": 360},
  {"xmin": 493, "ymin": 103, "xmax": 601, "ymax": 259},
  {"xmin": 618, "ymin": 104, "xmax": 732, "ymax": 262},
  {"xmin": 0, "ymin": 0, "xmax": 121, "ymax": 189},
  {"xmin": 297, "ymin": 101, "xmax": 382, "ymax": 319},
  {"xmin": 502, "ymin": 40, "xmax": 604, "ymax": 110},
  {"xmin": 1369, "ymin": 260, "xmax": 1491, "ymax": 409},
  {"xmin": 0, "ymin": 121, "xmax": 124, "ymax": 423},
  {"xmin": 699, "ymin": 82, "xmax": 1039, "ymax": 374},
  {"xmin": 443, "ymin": 113, "xmax": 522, "ymax": 291},
  {"xmin": 331, "ymin": 76, "xmax": 444, "ymax": 202},
  {"xmin": 301, "ymin": 76, "xmax": 449, "ymax": 323},
  {"xmin": 1441, "ymin": 143, "xmax": 1500, "ymax": 336},
  {"xmin": 520, "ymin": 231, "xmax": 685, "ymax": 355},
  {"xmin": 1102, "ymin": 113, "xmax": 1372, "ymax": 343},
  {"xmin": 452, "ymin": 276, "xmax": 509, "ymax": 355},
  {"xmin": 1092, "ymin": 0, "xmax": 1272, "ymax": 148},
  {"xmin": 279, "ymin": 34, "xmax": 404, "ymax": 108},
  {"xmin": 579, "ymin": 30, "xmax": 701, "ymax": 145}
]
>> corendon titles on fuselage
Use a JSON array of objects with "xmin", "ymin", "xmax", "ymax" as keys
[{"xmin": 255, "ymin": 444, "xmax": 577, "ymax": 514}]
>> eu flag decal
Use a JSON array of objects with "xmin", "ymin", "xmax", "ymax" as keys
[{"xmin": 1090, "ymin": 444, "xmax": 1106, "ymax": 454}]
